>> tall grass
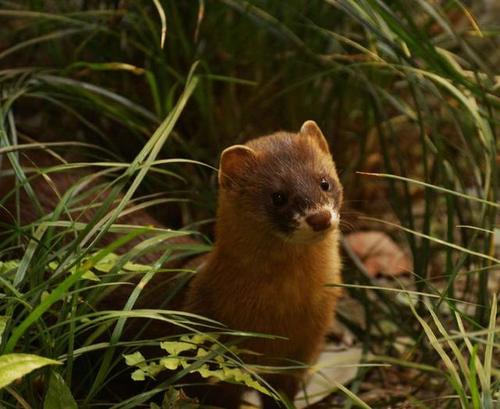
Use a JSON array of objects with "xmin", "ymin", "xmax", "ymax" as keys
[{"xmin": 0, "ymin": 0, "xmax": 497, "ymax": 407}]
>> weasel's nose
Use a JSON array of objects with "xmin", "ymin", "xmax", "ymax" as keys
[{"xmin": 306, "ymin": 210, "xmax": 332, "ymax": 232}]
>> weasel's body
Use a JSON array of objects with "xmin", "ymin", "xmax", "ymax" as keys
[{"xmin": 185, "ymin": 121, "xmax": 343, "ymax": 407}]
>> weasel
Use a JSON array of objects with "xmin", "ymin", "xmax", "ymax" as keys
[{"xmin": 184, "ymin": 120, "xmax": 343, "ymax": 408}]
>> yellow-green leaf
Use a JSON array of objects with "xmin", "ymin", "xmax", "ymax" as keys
[
  {"xmin": 131, "ymin": 369, "xmax": 146, "ymax": 381},
  {"xmin": 160, "ymin": 357, "xmax": 182, "ymax": 370},
  {"xmin": 124, "ymin": 352, "xmax": 145, "ymax": 367},
  {"xmin": 0, "ymin": 353, "xmax": 60, "ymax": 390},
  {"xmin": 0, "ymin": 316, "xmax": 8, "ymax": 344},
  {"xmin": 93, "ymin": 253, "xmax": 120, "ymax": 273},
  {"xmin": 0, "ymin": 260, "xmax": 19, "ymax": 274},
  {"xmin": 123, "ymin": 260, "xmax": 151, "ymax": 272},
  {"xmin": 160, "ymin": 341, "xmax": 196, "ymax": 355}
]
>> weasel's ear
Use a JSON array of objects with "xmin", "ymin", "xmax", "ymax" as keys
[
  {"xmin": 300, "ymin": 120, "xmax": 330, "ymax": 154},
  {"xmin": 218, "ymin": 145, "xmax": 257, "ymax": 189}
]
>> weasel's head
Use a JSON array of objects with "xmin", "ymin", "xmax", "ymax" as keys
[{"xmin": 218, "ymin": 120, "xmax": 343, "ymax": 244}]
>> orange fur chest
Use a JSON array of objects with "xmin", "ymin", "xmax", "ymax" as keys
[{"xmin": 188, "ymin": 237, "xmax": 339, "ymax": 339}]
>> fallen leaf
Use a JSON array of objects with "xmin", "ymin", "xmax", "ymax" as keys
[{"xmin": 346, "ymin": 231, "xmax": 412, "ymax": 277}]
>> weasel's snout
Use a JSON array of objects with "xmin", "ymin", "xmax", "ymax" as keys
[{"xmin": 306, "ymin": 210, "xmax": 332, "ymax": 231}]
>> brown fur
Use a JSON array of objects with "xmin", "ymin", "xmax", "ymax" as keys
[{"xmin": 184, "ymin": 121, "xmax": 342, "ymax": 407}]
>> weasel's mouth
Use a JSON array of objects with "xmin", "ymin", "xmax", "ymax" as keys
[
  {"xmin": 281, "ymin": 208, "xmax": 339, "ymax": 243},
  {"xmin": 288, "ymin": 225, "xmax": 334, "ymax": 243},
  {"xmin": 281, "ymin": 221, "xmax": 337, "ymax": 244}
]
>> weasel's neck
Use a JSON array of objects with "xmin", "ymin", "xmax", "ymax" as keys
[{"xmin": 210, "ymin": 202, "xmax": 338, "ymax": 279}]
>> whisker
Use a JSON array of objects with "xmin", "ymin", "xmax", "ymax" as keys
[{"xmin": 340, "ymin": 220, "xmax": 356, "ymax": 232}]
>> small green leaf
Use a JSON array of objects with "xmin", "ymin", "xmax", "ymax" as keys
[
  {"xmin": 81, "ymin": 270, "xmax": 100, "ymax": 281},
  {"xmin": 125, "ymin": 352, "xmax": 165, "ymax": 381},
  {"xmin": 160, "ymin": 357, "xmax": 182, "ymax": 370},
  {"xmin": 0, "ymin": 260, "xmax": 19, "ymax": 275},
  {"xmin": 124, "ymin": 352, "xmax": 145, "ymax": 367},
  {"xmin": 143, "ymin": 362, "xmax": 163, "ymax": 378},
  {"xmin": 50, "ymin": 259, "xmax": 99, "ymax": 281},
  {"xmin": 41, "ymin": 291, "xmax": 50, "ymax": 302},
  {"xmin": 131, "ymin": 369, "xmax": 146, "ymax": 381},
  {"xmin": 123, "ymin": 260, "xmax": 151, "ymax": 272},
  {"xmin": 0, "ymin": 316, "xmax": 8, "ymax": 344},
  {"xmin": 197, "ymin": 364, "xmax": 216, "ymax": 379},
  {"xmin": 0, "ymin": 353, "xmax": 60, "ymax": 390},
  {"xmin": 196, "ymin": 348, "xmax": 208, "ymax": 358},
  {"xmin": 93, "ymin": 253, "xmax": 120, "ymax": 273},
  {"xmin": 180, "ymin": 334, "xmax": 216, "ymax": 345},
  {"xmin": 160, "ymin": 341, "xmax": 196, "ymax": 355},
  {"xmin": 43, "ymin": 371, "xmax": 78, "ymax": 409},
  {"xmin": 214, "ymin": 354, "xmax": 225, "ymax": 364},
  {"xmin": 192, "ymin": 334, "xmax": 216, "ymax": 345}
]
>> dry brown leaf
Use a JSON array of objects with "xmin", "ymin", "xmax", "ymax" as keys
[{"xmin": 346, "ymin": 231, "xmax": 412, "ymax": 277}]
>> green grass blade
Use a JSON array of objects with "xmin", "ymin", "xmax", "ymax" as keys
[{"xmin": 3, "ymin": 228, "xmax": 148, "ymax": 354}]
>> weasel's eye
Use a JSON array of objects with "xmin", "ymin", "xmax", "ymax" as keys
[
  {"xmin": 271, "ymin": 192, "xmax": 287, "ymax": 207},
  {"xmin": 320, "ymin": 178, "xmax": 330, "ymax": 192}
]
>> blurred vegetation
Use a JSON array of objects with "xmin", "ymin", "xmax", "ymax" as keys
[{"xmin": 0, "ymin": 0, "xmax": 498, "ymax": 408}]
